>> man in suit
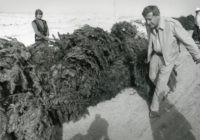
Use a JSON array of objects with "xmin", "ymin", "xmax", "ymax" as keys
[{"xmin": 142, "ymin": 5, "xmax": 200, "ymax": 118}]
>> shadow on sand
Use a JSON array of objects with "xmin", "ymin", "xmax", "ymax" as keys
[
  {"xmin": 134, "ymin": 79, "xmax": 196, "ymax": 140},
  {"xmin": 130, "ymin": 61, "xmax": 196, "ymax": 140},
  {"xmin": 70, "ymin": 114, "xmax": 110, "ymax": 140},
  {"xmin": 149, "ymin": 99, "xmax": 196, "ymax": 140}
]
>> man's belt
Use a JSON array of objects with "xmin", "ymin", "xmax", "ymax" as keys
[{"xmin": 153, "ymin": 51, "xmax": 163, "ymax": 57}]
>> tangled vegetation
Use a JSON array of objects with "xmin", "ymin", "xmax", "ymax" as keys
[
  {"xmin": 174, "ymin": 15, "xmax": 195, "ymax": 30},
  {"xmin": 0, "ymin": 22, "xmax": 150, "ymax": 140}
]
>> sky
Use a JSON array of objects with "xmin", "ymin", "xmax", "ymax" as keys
[{"xmin": 0, "ymin": 0, "xmax": 200, "ymax": 17}]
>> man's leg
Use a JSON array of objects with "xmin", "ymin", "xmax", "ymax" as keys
[
  {"xmin": 167, "ymin": 70, "xmax": 177, "ymax": 92},
  {"xmin": 150, "ymin": 62, "xmax": 174, "ymax": 112},
  {"xmin": 167, "ymin": 55, "xmax": 197, "ymax": 105},
  {"xmin": 149, "ymin": 54, "xmax": 176, "ymax": 96},
  {"xmin": 149, "ymin": 54, "xmax": 162, "ymax": 85}
]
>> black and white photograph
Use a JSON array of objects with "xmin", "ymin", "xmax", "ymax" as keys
[{"xmin": 0, "ymin": 0, "xmax": 200, "ymax": 140}]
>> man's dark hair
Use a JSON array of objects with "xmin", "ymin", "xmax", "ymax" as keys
[
  {"xmin": 142, "ymin": 5, "xmax": 160, "ymax": 17},
  {"xmin": 196, "ymin": 11, "xmax": 200, "ymax": 14},
  {"xmin": 35, "ymin": 9, "xmax": 43, "ymax": 17}
]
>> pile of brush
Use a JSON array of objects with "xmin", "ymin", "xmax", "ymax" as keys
[
  {"xmin": 0, "ymin": 22, "xmax": 150, "ymax": 140},
  {"xmin": 174, "ymin": 15, "xmax": 195, "ymax": 30},
  {"xmin": 111, "ymin": 22, "xmax": 150, "ymax": 98}
]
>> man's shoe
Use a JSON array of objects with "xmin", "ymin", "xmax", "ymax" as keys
[{"xmin": 149, "ymin": 111, "xmax": 160, "ymax": 118}]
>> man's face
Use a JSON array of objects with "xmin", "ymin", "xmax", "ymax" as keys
[
  {"xmin": 144, "ymin": 12, "xmax": 160, "ymax": 29},
  {"xmin": 36, "ymin": 13, "xmax": 43, "ymax": 19}
]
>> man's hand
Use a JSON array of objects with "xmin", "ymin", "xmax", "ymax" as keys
[{"xmin": 196, "ymin": 58, "xmax": 200, "ymax": 64}]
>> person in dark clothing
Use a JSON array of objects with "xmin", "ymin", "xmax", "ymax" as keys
[
  {"xmin": 32, "ymin": 9, "xmax": 49, "ymax": 43},
  {"xmin": 193, "ymin": 24, "xmax": 200, "ymax": 44},
  {"xmin": 192, "ymin": 8, "xmax": 200, "ymax": 44}
]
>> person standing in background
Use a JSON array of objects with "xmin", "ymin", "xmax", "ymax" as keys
[
  {"xmin": 32, "ymin": 9, "xmax": 49, "ymax": 44},
  {"xmin": 192, "ymin": 8, "xmax": 200, "ymax": 44}
]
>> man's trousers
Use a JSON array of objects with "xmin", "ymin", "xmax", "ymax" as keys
[{"xmin": 149, "ymin": 54, "xmax": 197, "ymax": 112}]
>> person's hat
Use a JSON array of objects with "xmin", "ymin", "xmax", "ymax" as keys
[{"xmin": 195, "ymin": 7, "xmax": 200, "ymax": 12}]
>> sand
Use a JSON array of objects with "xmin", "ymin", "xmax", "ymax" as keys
[{"xmin": 63, "ymin": 65, "xmax": 200, "ymax": 140}]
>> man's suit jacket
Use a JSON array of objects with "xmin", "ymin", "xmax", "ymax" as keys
[{"xmin": 146, "ymin": 17, "xmax": 200, "ymax": 66}]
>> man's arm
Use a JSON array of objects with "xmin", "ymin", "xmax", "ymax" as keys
[
  {"xmin": 145, "ymin": 24, "xmax": 153, "ymax": 63},
  {"xmin": 46, "ymin": 21, "xmax": 49, "ymax": 36},
  {"xmin": 47, "ymin": 28, "xmax": 49, "ymax": 37},
  {"xmin": 145, "ymin": 24, "xmax": 151, "ymax": 40},
  {"xmin": 173, "ymin": 20, "xmax": 200, "ymax": 61},
  {"xmin": 196, "ymin": 15, "xmax": 200, "ymax": 28}
]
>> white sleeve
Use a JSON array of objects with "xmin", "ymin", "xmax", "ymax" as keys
[{"xmin": 196, "ymin": 14, "xmax": 200, "ymax": 28}]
